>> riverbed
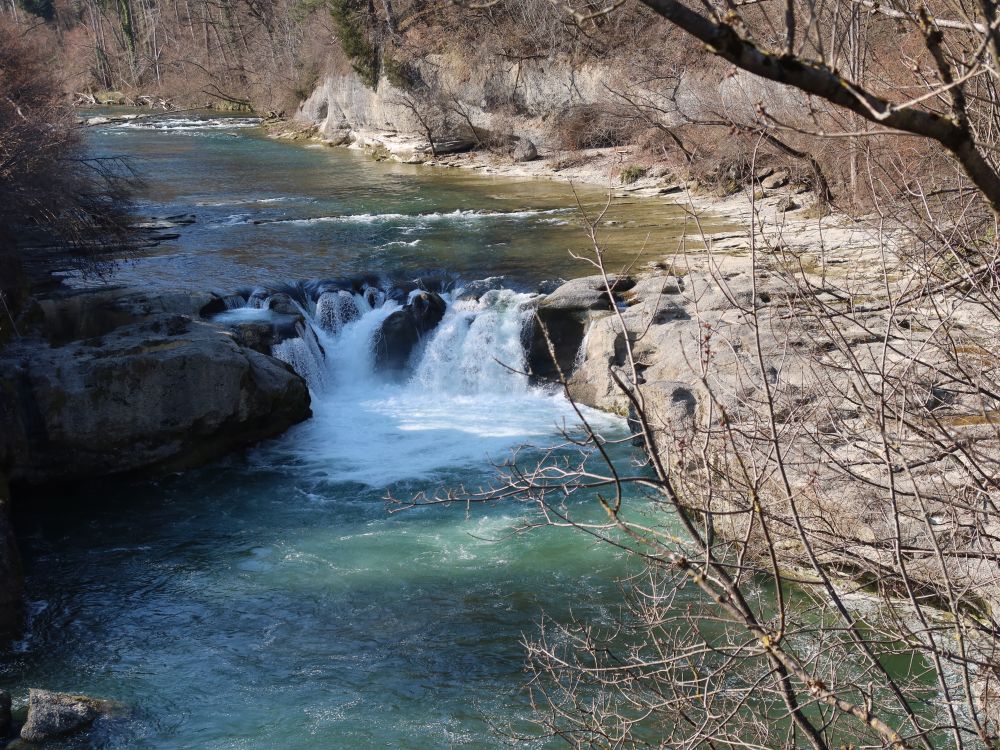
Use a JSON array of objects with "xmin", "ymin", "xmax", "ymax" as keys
[{"xmin": 1, "ymin": 113, "xmax": 704, "ymax": 749}]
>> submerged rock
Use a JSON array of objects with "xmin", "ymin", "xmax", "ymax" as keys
[
  {"xmin": 266, "ymin": 292, "xmax": 300, "ymax": 316},
  {"xmin": 455, "ymin": 276, "xmax": 509, "ymax": 302},
  {"xmin": 20, "ymin": 690, "xmax": 123, "ymax": 743}
]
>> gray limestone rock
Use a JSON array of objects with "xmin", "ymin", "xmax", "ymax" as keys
[
  {"xmin": 512, "ymin": 137, "xmax": 538, "ymax": 162},
  {"xmin": 0, "ymin": 291, "xmax": 311, "ymax": 485},
  {"xmin": 20, "ymin": 690, "xmax": 123, "ymax": 743}
]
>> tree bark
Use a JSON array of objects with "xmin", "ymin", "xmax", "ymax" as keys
[{"xmin": 637, "ymin": 0, "xmax": 1000, "ymax": 213}]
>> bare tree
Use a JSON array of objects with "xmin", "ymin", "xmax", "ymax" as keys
[{"xmin": 405, "ymin": 0, "xmax": 1000, "ymax": 746}]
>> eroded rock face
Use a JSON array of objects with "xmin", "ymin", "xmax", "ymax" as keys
[
  {"xmin": 0, "ymin": 292, "xmax": 311, "ymax": 486},
  {"xmin": 564, "ymin": 271, "xmax": 786, "ymax": 427},
  {"xmin": 375, "ymin": 291, "xmax": 447, "ymax": 371},
  {"xmin": 20, "ymin": 689, "xmax": 123, "ymax": 743},
  {"xmin": 528, "ymin": 275, "xmax": 635, "ymax": 383}
]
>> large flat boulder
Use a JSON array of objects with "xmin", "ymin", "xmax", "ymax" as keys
[
  {"xmin": 538, "ymin": 274, "xmax": 635, "ymax": 311},
  {"xmin": 0, "ymin": 310, "xmax": 311, "ymax": 485}
]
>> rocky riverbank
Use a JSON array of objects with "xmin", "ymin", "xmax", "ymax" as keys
[
  {"xmin": 0, "ymin": 286, "xmax": 312, "ymax": 644},
  {"xmin": 525, "ymin": 204, "xmax": 1000, "ymax": 643},
  {"xmin": 3, "ymin": 214, "xmax": 991, "ymax": 742}
]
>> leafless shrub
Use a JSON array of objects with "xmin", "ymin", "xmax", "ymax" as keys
[
  {"xmin": 423, "ymin": 0, "xmax": 1000, "ymax": 746},
  {"xmin": 0, "ymin": 20, "xmax": 135, "ymax": 279},
  {"xmin": 556, "ymin": 103, "xmax": 641, "ymax": 150}
]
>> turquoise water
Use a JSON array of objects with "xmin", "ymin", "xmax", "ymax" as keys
[
  {"xmin": 8, "ymin": 457, "xmax": 638, "ymax": 748},
  {"xmin": 0, "ymin": 114, "xmax": 681, "ymax": 748}
]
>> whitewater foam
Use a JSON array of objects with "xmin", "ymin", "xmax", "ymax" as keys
[
  {"xmin": 215, "ymin": 208, "xmax": 572, "ymax": 228},
  {"xmin": 265, "ymin": 285, "xmax": 619, "ymax": 485},
  {"xmin": 114, "ymin": 116, "xmax": 262, "ymax": 131}
]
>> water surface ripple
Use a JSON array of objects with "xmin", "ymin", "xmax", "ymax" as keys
[{"xmin": 2, "ymin": 114, "xmax": 664, "ymax": 749}]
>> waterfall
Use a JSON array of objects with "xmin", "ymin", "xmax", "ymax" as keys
[
  {"xmin": 269, "ymin": 284, "xmax": 536, "ymax": 398},
  {"xmin": 271, "ymin": 291, "xmax": 397, "ymax": 393},
  {"xmin": 573, "ymin": 318, "xmax": 595, "ymax": 372},
  {"xmin": 223, "ymin": 294, "xmax": 247, "ymax": 310},
  {"xmin": 226, "ymin": 278, "xmax": 617, "ymax": 485},
  {"xmin": 272, "ymin": 323, "xmax": 334, "ymax": 393},
  {"xmin": 315, "ymin": 290, "xmax": 363, "ymax": 335},
  {"xmin": 415, "ymin": 290, "xmax": 534, "ymax": 395},
  {"xmin": 223, "ymin": 291, "xmax": 268, "ymax": 310}
]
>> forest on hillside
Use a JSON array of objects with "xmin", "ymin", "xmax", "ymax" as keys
[{"xmin": 5, "ymin": 0, "xmax": 986, "ymax": 212}]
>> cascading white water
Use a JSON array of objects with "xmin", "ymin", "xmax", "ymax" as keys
[
  {"xmin": 272, "ymin": 287, "xmax": 535, "ymax": 398},
  {"xmin": 315, "ymin": 290, "xmax": 362, "ymax": 335},
  {"xmin": 261, "ymin": 283, "xmax": 619, "ymax": 485},
  {"xmin": 415, "ymin": 290, "xmax": 533, "ymax": 395},
  {"xmin": 574, "ymin": 318, "xmax": 595, "ymax": 371},
  {"xmin": 272, "ymin": 323, "xmax": 337, "ymax": 393}
]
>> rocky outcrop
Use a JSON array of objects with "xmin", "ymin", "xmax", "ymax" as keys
[
  {"xmin": 375, "ymin": 291, "xmax": 447, "ymax": 371},
  {"xmin": 562, "ymin": 271, "xmax": 797, "ymax": 433},
  {"xmin": 528, "ymin": 275, "xmax": 635, "ymax": 383},
  {"xmin": 564, "ymin": 273, "xmax": 695, "ymax": 415},
  {"xmin": 20, "ymin": 690, "xmax": 123, "ymax": 743},
  {"xmin": 226, "ymin": 314, "xmax": 304, "ymax": 356},
  {"xmin": 297, "ymin": 56, "xmax": 617, "ymax": 158},
  {"xmin": 555, "ymin": 264, "xmax": 1000, "ymax": 630},
  {"xmin": 539, "ymin": 274, "xmax": 635, "ymax": 311},
  {"xmin": 0, "ymin": 288, "xmax": 311, "ymax": 485}
]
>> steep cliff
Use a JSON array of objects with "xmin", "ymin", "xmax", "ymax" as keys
[{"xmin": 297, "ymin": 54, "xmax": 619, "ymax": 158}]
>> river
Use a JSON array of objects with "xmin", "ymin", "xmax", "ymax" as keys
[{"xmin": 0, "ymin": 113, "xmax": 703, "ymax": 749}]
